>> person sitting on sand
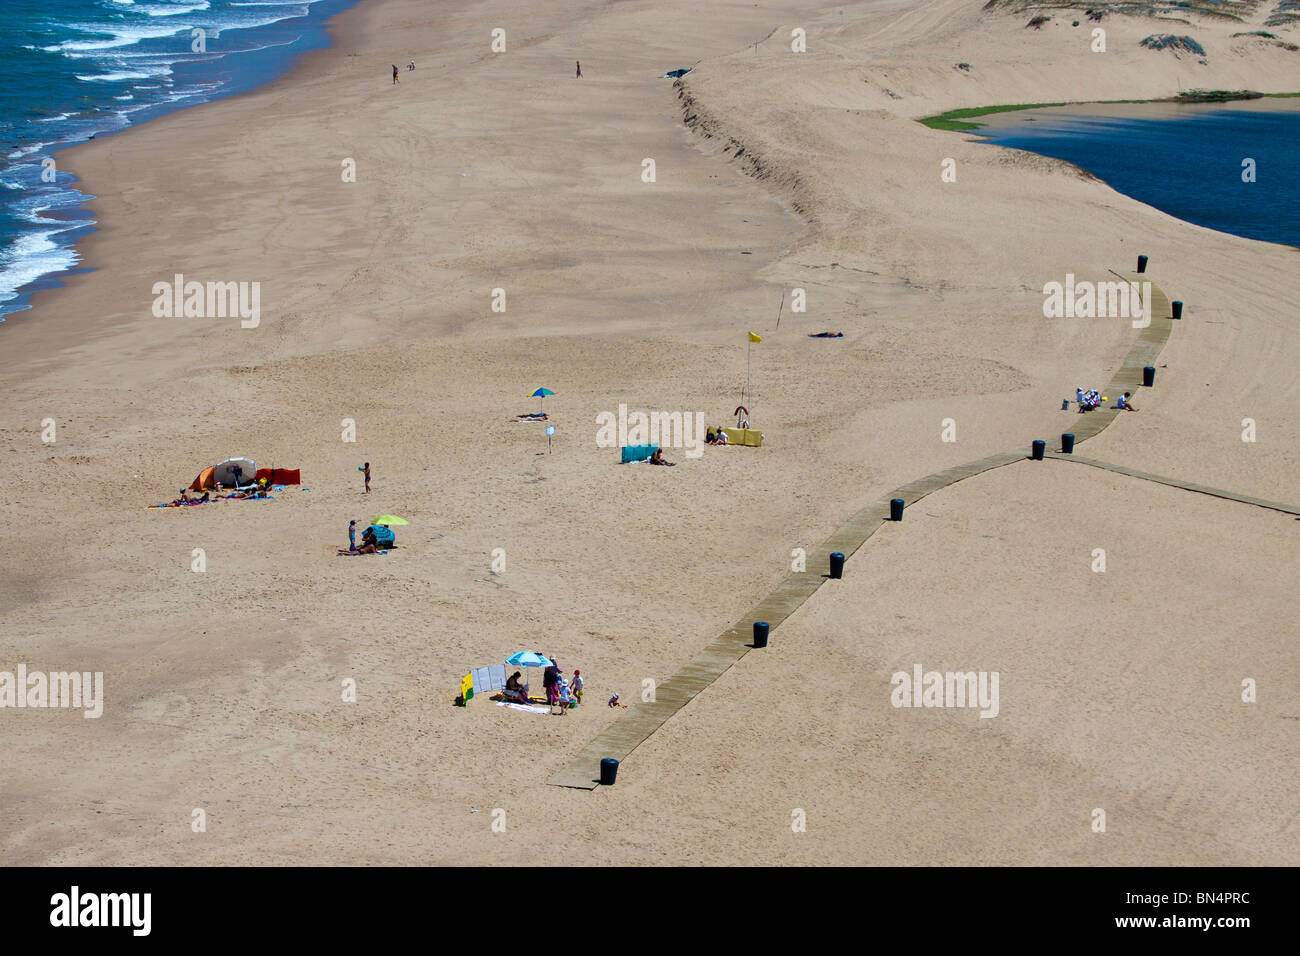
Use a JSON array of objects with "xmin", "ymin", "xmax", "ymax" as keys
[
  {"xmin": 504, "ymin": 671, "xmax": 529, "ymax": 702},
  {"xmin": 1116, "ymin": 391, "xmax": 1138, "ymax": 412},
  {"xmin": 339, "ymin": 529, "xmax": 381, "ymax": 555},
  {"xmin": 338, "ymin": 526, "xmax": 382, "ymax": 555},
  {"xmin": 649, "ymin": 448, "xmax": 674, "ymax": 466}
]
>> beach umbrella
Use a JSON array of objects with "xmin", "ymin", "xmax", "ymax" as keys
[
  {"xmin": 529, "ymin": 387, "xmax": 555, "ymax": 412},
  {"xmin": 371, "ymin": 515, "xmax": 408, "ymax": 526},
  {"xmin": 505, "ymin": 651, "xmax": 554, "ymax": 669}
]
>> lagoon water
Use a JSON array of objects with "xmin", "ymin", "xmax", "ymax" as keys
[
  {"xmin": 975, "ymin": 100, "xmax": 1300, "ymax": 249},
  {"xmin": 0, "ymin": 0, "xmax": 360, "ymax": 320}
]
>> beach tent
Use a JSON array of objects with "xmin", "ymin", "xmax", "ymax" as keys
[
  {"xmin": 191, "ymin": 457, "xmax": 257, "ymax": 489},
  {"xmin": 188, "ymin": 465, "xmax": 216, "ymax": 491},
  {"xmin": 212, "ymin": 457, "xmax": 257, "ymax": 487}
]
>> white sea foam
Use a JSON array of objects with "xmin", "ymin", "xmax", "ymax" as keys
[
  {"xmin": 0, "ymin": 232, "xmax": 84, "ymax": 309},
  {"xmin": 76, "ymin": 69, "xmax": 168, "ymax": 81}
]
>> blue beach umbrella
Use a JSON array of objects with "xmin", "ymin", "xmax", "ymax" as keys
[{"xmin": 505, "ymin": 651, "xmax": 554, "ymax": 669}]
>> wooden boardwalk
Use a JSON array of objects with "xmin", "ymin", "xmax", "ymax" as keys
[
  {"xmin": 549, "ymin": 270, "xmax": 1287, "ymax": 789},
  {"xmin": 548, "ymin": 449, "xmax": 1027, "ymax": 788},
  {"xmin": 1045, "ymin": 453, "xmax": 1300, "ymax": 515}
]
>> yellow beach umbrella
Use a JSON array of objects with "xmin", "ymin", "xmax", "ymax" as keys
[{"xmin": 372, "ymin": 515, "xmax": 408, "ymax": 526}]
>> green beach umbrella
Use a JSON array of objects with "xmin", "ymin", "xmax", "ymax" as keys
[{"xmin": 372, "ymin": 515, "xmax": 408, "ymax": 526}]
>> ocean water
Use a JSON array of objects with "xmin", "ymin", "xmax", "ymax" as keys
[
  {"xmin": 975, "ymin": 100, "xmax": 1300, "ymax": 248},
  {"xmin": 0, "ymin": 0, "xmax": 359, "ymax": 320}
]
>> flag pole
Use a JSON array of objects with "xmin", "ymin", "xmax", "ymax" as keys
[{"xmin": 746, "ymin": 336, "xmax": 751, "ymax": 414}]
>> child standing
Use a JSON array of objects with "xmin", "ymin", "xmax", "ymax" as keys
[
  {"xmin": 571, "ymin": 669, "xmax": 583, "ymax": 705},
  {"xmin": 348, "ymin": 519, "xmax": 357, "ymax": 551},
  {"xmin": 363, "ymin": 462, "xmax": 371, "ymax": 493}
]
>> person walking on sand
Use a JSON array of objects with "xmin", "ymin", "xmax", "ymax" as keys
[
  {"xmin": 362, "ymin": 462, "xmax": 371, "ymax": 493},
  {"xmin": 575, "ymin": 60, "xmax": 582, "ymax": 78},
  {"xmin": 408, "ymin": 59, "xmax": 415, "ymax": 71},
  {"xmin": 392, "ymin": 64, "xmax": 400, "ymax": 85}
]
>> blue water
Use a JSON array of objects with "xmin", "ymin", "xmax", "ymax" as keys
[
  {"xmin": 975, "ymin": 102, "xmax": 1300, "ymax": 248},
  {"xmin": 0, "ymin": 0, "xmax": 360, "ymax": 320}
]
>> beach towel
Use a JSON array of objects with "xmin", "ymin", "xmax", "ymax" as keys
[
  {"xmin": 496, "ymin": 701, "xmax": 550, "ymax": 715},
  {"xmin": 620, "ymin": 444, "xmax": 658, "ymax": 463}
]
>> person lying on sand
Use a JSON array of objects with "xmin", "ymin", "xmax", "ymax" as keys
[
  {"xmin": 164, "ymin": 489, "xmax": 211, "ymax": 506},
  {"xmin": 338, "ymin": 539, "xmax": 381, "ymax": 555},
  {"xmin": 649, "ymin": 448, "xmax": 675, "ymax": 466}
]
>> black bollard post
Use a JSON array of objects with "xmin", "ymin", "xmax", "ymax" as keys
[
  {"xmin": 1137, "ymin": 254, "xmax": 1148, "ymax": 274},
  {"xmin": 1143, "ymin": 366, "xmax": 1156, "ymax": 387},
  {"xmin": 829, "ymin": 553, "xmax": 845, "ymax": 579},
  {"xmin": 1061, "ymin": 433, "xmax": 1075, "ymax": 454},
  {"xmin": 890, "ymin": 498, "xmax": 905, "ymax": 521},
  {"xmin": 1171, "ymin": 300, "xmax": 1183, "ymax": 320},
  {"xmin": 1031, "ymin": 439, "xmax": 1045, "ymax": 460},
  {"xmin": 753, "ymin": 621, "xmax": 770, "ymax": 648},
  {"xmin": 600, "ymin": 758, "xmax": 619, "ymax": 786}
]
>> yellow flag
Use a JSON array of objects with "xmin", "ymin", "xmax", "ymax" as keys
[{"xmin": 748, "ymin": 331, "xmax": 762, "ymax": 343}]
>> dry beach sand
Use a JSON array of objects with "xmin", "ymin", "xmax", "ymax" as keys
[{"xmin": 1, "ymin": 0, "xmax": 1297, "ymax": 864}]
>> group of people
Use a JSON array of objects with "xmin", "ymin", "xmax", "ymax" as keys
[
  {"xmin": 338, "ymin": 519, "xmax": 396, "ymax": 556},
  {"xmin": 160, "ymin": 478, "xmax": 274, "ymax": 507},
  {"xmin": 1075, "ymin": 387, "xmax": 1138, "ymax": 413},
  {"xmin": 502, "ymin": 656, "xmax": 584, "ymax": 711},
  {"xmin": 1075, "ymin": 387, "xmax": 1103, "ymax": 412}
]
